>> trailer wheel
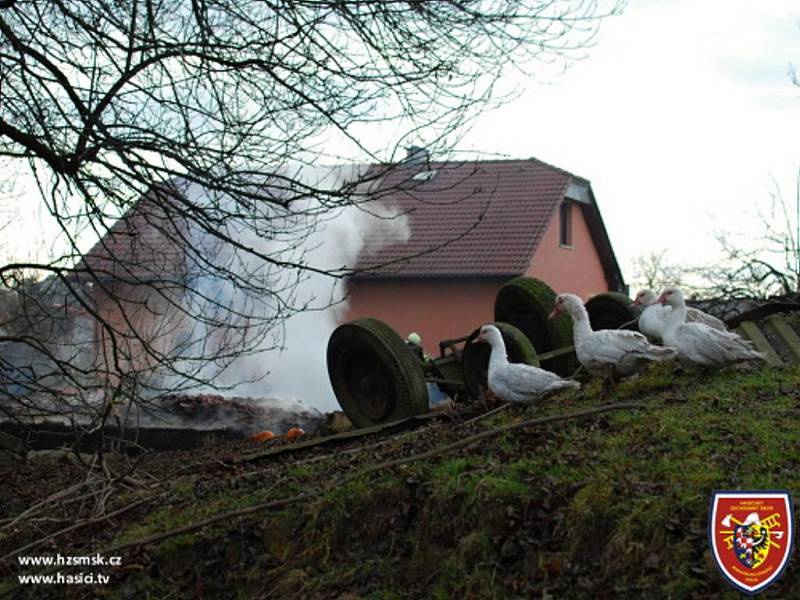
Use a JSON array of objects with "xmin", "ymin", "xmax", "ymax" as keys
[
  {"xmin": 462, "ymin": 322, "xmax": 538, "ymax": 402},
  {"xmin": 327, "ymin": 318, "xmax": 427, "ymax": 428},
  {"xmin": 585, "ymin": 292, "xmax": 637, "ymax": 331},
  {"xmin": 494, "ymin": 277, "xmax": 574, "ymax": 375}
]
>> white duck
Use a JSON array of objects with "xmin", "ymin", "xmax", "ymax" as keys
[
  {"xmin": 476, "ymin": 324, "xmax": 579, "ymax": 404},
  {"xmin": 633, "ymin": 289, "xmax": 673, "ymax": 341},
  {"xmin": 549, "ymin": 293, "xmax": 677, "ymax": 381},
  {"xmin": 658, "ymin": 287, "xmax": 765, "ymax": 368},
  {"xmin": 633, "ymin": 289, "xmax": 726, "ymax": 341}
]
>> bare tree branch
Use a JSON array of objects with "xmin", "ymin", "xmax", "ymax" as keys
[{"xmin": 0, "ymin": 1, "xmax": 625, "ymax": 436}]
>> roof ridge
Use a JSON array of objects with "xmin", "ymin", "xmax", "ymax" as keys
[{"xmin": 379, "ymin": 155, "xmax": 586, "ymax": 183}]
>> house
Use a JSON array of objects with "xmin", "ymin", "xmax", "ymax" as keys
[
  {"xmin": 16, "ymin": 154, "xmax": 624, "ymax": 391},
  {"xmin": 74, "ymin": 183, "xmax": 192, "ymax": 385},
  {"xmin": 345, "ymin": 154, "xmax": 626, "ymax": 353}
]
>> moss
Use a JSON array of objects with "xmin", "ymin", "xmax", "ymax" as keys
[
  {"xmin": 10, "ymin": 364, "xmax": 800, "ymax": 598},
  {"xmin": 565, "ymin": 478, "xmax": 618, "ymax": 555},
  {"xmin": 473, "ymin": 473, "xmax": 530, "ymax": 502},
  {"xmin": 112, "ymin": 486, "xmax": 269, "ymax": 549},
  {"xmin": 363, "ymin": 590, "xmax": 405, "ymax": 600},
  {"xmin": 428, "ymin": 457, "xmax": 474, "ymax": 499}
]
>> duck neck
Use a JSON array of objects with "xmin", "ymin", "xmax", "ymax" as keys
[
  {"xmin": 663, "ymin": 302, "xmax": 687, "ymax": 337},
  {"xmin": 569, "ymin": 305, "xmax": 593, "ymax": 341},
  {"xmin": 487, "ymin": 336, "xmax": 508, "ymax": 375}
]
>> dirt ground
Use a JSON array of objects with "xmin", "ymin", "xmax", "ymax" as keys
[{"xmin": 2, "ymin": 365, "xmax": 800, "ymax": 599}]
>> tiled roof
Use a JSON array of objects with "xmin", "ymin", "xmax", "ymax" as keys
[
  {"xmin": 76, "ymin": 158, "xmax": 621, "ymax": 286},
  {"xmin": 354, "ymin": 158, "xmax": 572, "ymax": 277},
  {"xmin": 78, "ymin": 183, "xmax": 189, "ymax": 283}
]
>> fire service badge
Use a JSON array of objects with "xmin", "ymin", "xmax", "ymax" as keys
[{"xmin": 709, "ymin": 491, "xmax": 794, "ymax": 595}]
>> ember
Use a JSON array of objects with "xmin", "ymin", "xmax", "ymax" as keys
[
  {"xmin": 250, "ymin": 430, "xmax": 276, "ymax": 443},
  {"xmin": 0, "ymin": 391, "xmax": 325, "ymax": 452},
  {"xmin": 285, "ymin": 427, "xmax": 305, "ymax": 439},
  {"xmin": 146, "ymin": 393, "xmax": 324, "ymax": 436}
]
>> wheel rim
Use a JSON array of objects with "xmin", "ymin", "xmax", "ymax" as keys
[
  {"xmin": 344, "ymin": 350, "xmax": 393, "ymax": 421},
  {"xmin": 503, "ymin": 305, "xmax": 552, "ymax": 354},
  {"xmin": 585, "ymin": 293, "xmax": 636, "ymax": 331},
  {"xmin": 327, "ymin": 318, "xmax": 427, "ymax": 427}
]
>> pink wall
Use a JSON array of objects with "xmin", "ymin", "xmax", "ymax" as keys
[
  {"xmin": 343, "ymin": 201, "xmax": 612, "ymax": 352},
  {"xmin": 92, "ymin": 282, "xmax": 191, "ymax": 382},
  {"xmin": 526, "ymin": 201, "xmax": 609, "ymax": 300},
  {"xmin": 344, "ymin": 279, "xmax": 502, "ymax": 355}
]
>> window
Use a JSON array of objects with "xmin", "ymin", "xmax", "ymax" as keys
[{"xmin": 559, "ymin": 201, "xmax": 572, "ymax": 247}]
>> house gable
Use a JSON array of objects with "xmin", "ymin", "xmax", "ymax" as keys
[
  {"xmin": 353, "ymin": 158, "xmax": 625, "ymax": 292},
  {"xmin": 353, "ymin": 158, "xmax": 571, "ymax": 278},
  {"xmin": 525, "ymin": 198, "xmax": 610, "ymax": 299},
  {"xmin": 78, "ymin": 182, "xmax": 190, "ymax": 285}
]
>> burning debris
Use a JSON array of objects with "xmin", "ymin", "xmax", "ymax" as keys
[
  {"xmin": 0, "ymin": 391, "xmax": 325, "ymax": 453},
  {"xmin": 249, "ymin": 426, "xmax": 306, "ymax": 444},
  {"xmin": 143, "ymin": 393, "xmax": 323, "ymax": 436}
]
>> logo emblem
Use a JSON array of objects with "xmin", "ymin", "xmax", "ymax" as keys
[{"xmin": 709, "ymin": 491, "xmax": 794, "ymax": 595}]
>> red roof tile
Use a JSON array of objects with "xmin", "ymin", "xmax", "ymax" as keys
[
  {"xmin": 354, "ymin": 158, "xmax": 572, "ymax": 277},
  {"xmin": 79, "ymin": 184, "xmax": 189, "ymax": 283},
  {"xmin": 76, "ymin": 159, "xmax": 624, "ymax": 288}
]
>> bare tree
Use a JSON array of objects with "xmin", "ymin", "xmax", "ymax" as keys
[
  {"xmin": 0, "ymin": 1, "xmax": 625, "ymax": 430},
  {"xmin": 631, "ymin": 248, "xmax": 684, "ymax": 293},
  {"xmin": 695, "ymin": 172, "xmax": 800, "ymax": 300}
]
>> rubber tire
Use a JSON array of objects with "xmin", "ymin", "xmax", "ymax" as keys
[
  {"xmin": 327, "ymin": 318, "xmax": 427, "ymax": 428},
  {"xmin": 584, "ymin": 292, "xmax": 637, "ymax": 331},
  {"xmin": 462, "ymin": 321, "xmax": 539, "ymax": 402},
  {"xmin": 494, "ymin": 277, "xmax": 574, "ymax": 375}
]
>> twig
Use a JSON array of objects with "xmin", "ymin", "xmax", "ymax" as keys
[
  {"xmin": 100, "ymin": 493, "xmax": 314, "ymax": 556},
  {"xmin": 340, "ymin": 402, "xmax": 646, "ymax": 483},
  {"xmin": 1, "ymin": 480, "xmax": 96, "ymax": 532},
  {"xmin": 231, "ymin": 411, "xmax": 454, "ymax": 464},
  {"xmin": 460, "ymin": 402, "xmax": 511, "ymax": 426},
  {"xmin": 78, "ymin": 402, "xmax": 645, "ymax": 557},
  {"xmin": 1, "ymin": 498, "xmax": 148, "ymax": 563},
  {"xmin": 0, "ymin": 517, "xmax": 70, "ymax": 526}
]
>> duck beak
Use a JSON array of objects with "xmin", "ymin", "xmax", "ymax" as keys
[
  {"xmin": 547, "ymin": 306, "xmax": 561, "ymax": 319},
  {"xmin": 657, "ymin": 294, "xmax": 667, "ymax": 305},
  {"xmin": 631, "ymin": 299, "xmax": 641, "ymax": 307}
]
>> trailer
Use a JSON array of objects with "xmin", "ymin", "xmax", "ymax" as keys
[{"xmin": 326, "ymin": 277, "xmax": 637, "ymax": 428}]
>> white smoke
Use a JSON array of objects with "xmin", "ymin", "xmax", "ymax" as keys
[{"xmin": 170, "ymin": 164, "xmax": 409, "ymax": 412}]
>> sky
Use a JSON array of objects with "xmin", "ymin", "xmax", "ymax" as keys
[
  {"xmin": 456, "ymin": 0, "xmax": 800, "ymax": 282},
  {"xmin": 2, "ymin": 0, "xmax": 800, "ymax": 286}
]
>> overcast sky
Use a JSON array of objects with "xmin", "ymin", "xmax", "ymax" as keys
[
  {"xmin": 3, "ymin": 1, "xmax": 800, "ymax": 287},
  {"xmin": 459, "ymin": 0, "xmax": 800, "ymax": 282}
]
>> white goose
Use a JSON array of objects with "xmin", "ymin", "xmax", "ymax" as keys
[
  {"xmin": 633, "ymin": 289, "xmax": 726, "ymax": 341},
  {"xmin": 658, "ymin": 287, "xmax": 765, "ymax": 368},
  {"xmin": 476, "ymin": 324, "xmax": 579, "ymax": 404},
  {"xmin": 633, "ymin": 289, "xmax": 672, "ymax": 341},
  {"xmin": 549, "ymin": 293, "xmax": 676, "ymax": 381}
]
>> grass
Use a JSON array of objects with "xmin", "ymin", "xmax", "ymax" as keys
[{"xmin": 6, "ymin": 363, "xmax": 800, "ymax": 599}]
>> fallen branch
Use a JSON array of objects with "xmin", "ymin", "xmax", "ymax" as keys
[
  {"xmin": 460, "ymin": 402, "xmax": 511, "ymax": 426},
  {"xmin": 343, "ymin": 402, "xmax": 646, "ymax": 483},
  {"xmin": 72, "ymin": 401, "xmax": 645, "ymax": 557},
  {"xmin": 1, "ymin": 479, "xmax": 97, "ymax": 533},
  {"xmin": 1, "ymin": 498, "xmax": 148, "ymax": 563},
  {"xmin": 100, "ymin": 492, "xmax": 314, "ymax": 556},
  {"xmin": 231, "ymin": 410, "xmax": 467, "ymax": 464}
]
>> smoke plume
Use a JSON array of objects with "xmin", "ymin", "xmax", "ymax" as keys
[{"xmin": 171, "ymin": 165, "xmax": 409, "ymax": 412}]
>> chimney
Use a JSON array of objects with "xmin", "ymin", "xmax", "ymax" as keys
[{"xmin": 405, "ymin": 146, "xmax": 429, "ymax": 166}]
